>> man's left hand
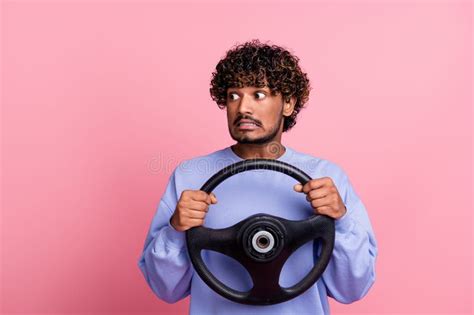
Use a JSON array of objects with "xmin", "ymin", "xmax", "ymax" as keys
[{"xmin": 294, "ymin": 177, "xmax": 347, "ymax": 220}]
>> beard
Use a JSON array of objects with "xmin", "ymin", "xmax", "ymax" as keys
[{"xmin": 230, "ymin": 104, "xmax": 284, "ymax": 145}]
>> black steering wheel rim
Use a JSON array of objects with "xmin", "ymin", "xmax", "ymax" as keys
[{"xmin": 185, "ymin": 158, "xmax": 335, "ymax": 305}]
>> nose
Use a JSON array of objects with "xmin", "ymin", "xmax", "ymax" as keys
[{"xmin": 237, "ymin": 93, "xmax": 254, "ymax": 115}]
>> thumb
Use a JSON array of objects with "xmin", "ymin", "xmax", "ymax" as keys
[
  {"xmin": 293, "ymin": 184, "xmax": 303, "ymax": 192},
  {"xmin": 210, "ymin": 192, "xmax": 218, "ymax": 204}
]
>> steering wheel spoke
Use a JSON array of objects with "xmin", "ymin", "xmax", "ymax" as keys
[
  {"xmin": 284, "ymin": 215, "xmax": 334, "ymax": 251},
  {"xmin": 187, "ymin": 220, "xmax": 245, "ymax": 257},
  {"xmin": 246, "ymin": 255, "xmax": 286, "ymax": 297}
]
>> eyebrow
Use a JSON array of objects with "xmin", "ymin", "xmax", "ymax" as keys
[{"xmin": 227, "ymin": 87, "xmax": 270, "ymax": 93}]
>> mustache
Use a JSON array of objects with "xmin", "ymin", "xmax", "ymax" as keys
[{"xmin": 234, "ymin": 116, "xmax": 261, "ymax": 126}]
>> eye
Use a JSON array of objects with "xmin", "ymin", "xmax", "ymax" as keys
[
  {"xmin": 228, "ymin": 92, "xmax": 239, "ymax": 101},
  {"xmin": 255, "ymin": 91, "xmax": 266, "ymax": 99}
]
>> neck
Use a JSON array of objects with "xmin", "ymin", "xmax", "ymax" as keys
[{"xmin": 231, "ymin": 142, "xmax": 286, "ymax": 160}]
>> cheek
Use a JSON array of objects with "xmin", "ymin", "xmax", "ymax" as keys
[
  {"xmin": 226, "ymin": 109, "xmax": 235, "ymax": 124},
  {"xmin": 264, "ymin": 111, "xmax": 282, "ymax": 125}
]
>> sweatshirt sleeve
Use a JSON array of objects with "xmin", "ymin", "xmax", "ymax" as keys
[
  {"xmin": 137, "ymin": 167, "xmax": 193, "ymax": 304},
  {"xmin": 320, "ymin": 168, "xmax": 378, "ymax": 304}
]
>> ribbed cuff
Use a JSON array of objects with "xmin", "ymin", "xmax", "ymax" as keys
[
  {"xmin": 334, "ymin": 208, "xmax": 353, "ymax": 233},
  {"xmin": 163, "ymin": 218, "xmax": 186, "ymax": 249}
]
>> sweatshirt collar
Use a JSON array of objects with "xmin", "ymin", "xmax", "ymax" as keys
[{"xmin": 225, "ymin": 144, "xmax": 294, "ymax": 163}]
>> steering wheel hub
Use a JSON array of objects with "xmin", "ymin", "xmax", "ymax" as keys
[{"xmin": 241, "ymin": 216, "xmax": 285, "ymax": 262}]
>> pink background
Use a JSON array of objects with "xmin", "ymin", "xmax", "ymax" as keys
[{"xmin": 1, "ymin": 1, "xmax": 472, "ymax": 314}]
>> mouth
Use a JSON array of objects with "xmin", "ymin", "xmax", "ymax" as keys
[{"xmin": 236, "ymin": 121, "xmax": 260, "ymax": 131}]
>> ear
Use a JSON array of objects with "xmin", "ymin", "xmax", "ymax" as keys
[{"xmin": 283, "ymin": 95, "xmax": 297, "ymax": 117}]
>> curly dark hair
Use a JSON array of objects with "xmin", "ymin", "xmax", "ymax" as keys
[{"xmin": 209, "ymin": 39, "xmax": 311, "ymax": 132}]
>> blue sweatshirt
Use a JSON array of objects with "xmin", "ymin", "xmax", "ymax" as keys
[{"xmin": 138, "ymin": 145, "xmax": 378, "ymax": 314}]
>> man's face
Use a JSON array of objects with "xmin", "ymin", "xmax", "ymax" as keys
[{"xmin": 226, "ymin": 85, "xmax": 291, "ymax": 144}]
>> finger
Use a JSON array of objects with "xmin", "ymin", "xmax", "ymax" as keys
[
  {"xmin": 186, "ymin": 218, "xmax": 205, "ymax": 228},
  {"xmin": 293, "ymin": 183, "xmax": 303, "ymax": 192},
  {"xmin": 310, "ymin": 195, "xmax": 332, "ymax": 209},
  {"xmin": 312, "ymin": 205, "xmax": 332, "ymax": 215},
  {"xmin": 210, "ymin": 192, "xmax": 218, "ymax": 204},
  {"xmin": 303, "ymin": 178, "xmax": 330, "ymax": 194},
  {"xmin": 185, "ymin": 209, "xmax": 207, "ymax": 219},
  {"xmin": 181, "ymin": 190, "xmax": 193, "ymax": 201},
  {"xmin": 187, "ymin": 201, "xmax": 210, "ymax": 212},
  {"xmin": 306, "ymin": 193, "xmax": 327, "ymax": 202},
  {"xmin": 191, "ymin": 191, "xmax": 212, "ymax": 204},
  {"xmin": 293, "ymin": 184, "xmax": 303, "ymax": 192},
  {"xmin": 307, "ymin": 187, "xmax": 331, "ymax": 201}
]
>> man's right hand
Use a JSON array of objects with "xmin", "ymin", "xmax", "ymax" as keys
[{"xmin": 170, "ymin": 190, "xmax": 218, "ymax": 232}]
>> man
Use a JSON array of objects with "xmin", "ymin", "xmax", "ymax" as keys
[{"xmin": 138, "ymin": 39, "xmax": 378, "ymax": 314}]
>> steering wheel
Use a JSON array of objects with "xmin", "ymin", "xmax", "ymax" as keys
[{"xmin": 185, "ymin": 158, "xmax": 335, "ymax": 305}]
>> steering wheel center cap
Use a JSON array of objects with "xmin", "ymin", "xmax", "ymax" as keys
[
  {"xmin": 253, "ymin": 231, "xmax": 274, "ymax": 252},
  {"xmin": 241, "ymin": 215, "xmax": 285, "ymax": 262}
]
